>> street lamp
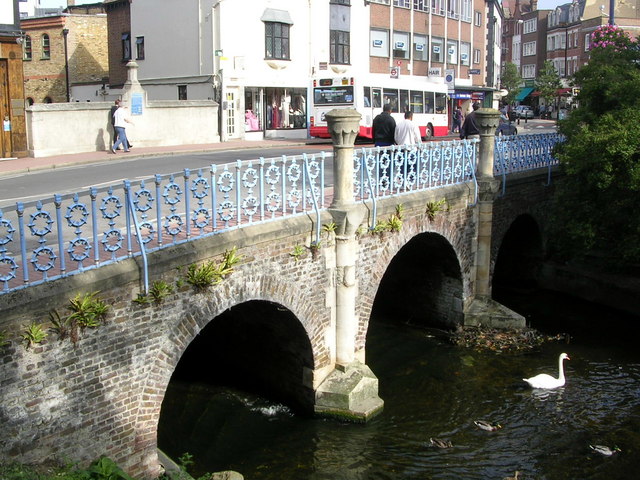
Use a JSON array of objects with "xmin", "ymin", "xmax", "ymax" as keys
[
  {"xmin": 609, "ymin": 0, "xmax": 615, "ymax": 25},
  {"xmin": 62, "ymin": 28, "xmax": 70, "ymax": 102}
]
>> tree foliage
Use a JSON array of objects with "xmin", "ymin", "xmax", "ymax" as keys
[
  {"xmin": 534, "ymin": 60, "xmax": 562, "ymax": 106},
  {"xmin": 551, "ymin": 25, "xmax": 640, "ymax": 268},
  {"xmin": 500, "ymin": 62, "xmax": 523, "ymax": 105}
]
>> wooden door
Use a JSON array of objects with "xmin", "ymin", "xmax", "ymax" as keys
[{"xmin": 0, "ymin": 60, "xmax": 11, "ymax": 158}]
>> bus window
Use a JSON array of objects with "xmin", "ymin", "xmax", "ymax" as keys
[
  {"xmin": 372, "ymin": 88, "xmax": 382, "ymax": 108},
  {"xmin": 400, "ymin": 90, "xmax": 409, "ymax": 113},
  {"xmin": 313, "ymin": 86, "xmax": 355, "ymax": 105},
  {"xmin": 410, "ymin": 91, "xmax": 423, "ymax": 113},
  {"xmin": 383, "ymin": 88, "xmax": 399, "ymax": 112},
  {"xmin": 435, "ymin": 92, "xmax": 447, "ymax": 114},
  {"xmin": 363, "ymin": 86, "xmax": 371, "ymax": 108},
  {"xmin": 424, "ymin": 92, "xmax": 434, "ymax": 113}
]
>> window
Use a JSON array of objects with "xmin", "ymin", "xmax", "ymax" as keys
[
  {"xmin": 23, "ymin": 35, "xmax": 31, "ymax": 61},
  {"xmin": 447, "ymin": 0, "xmax": 459, "ymax": 19},
  {"xmin": 414, "ymin": 0, "xmax": 429, "ymax": 12},
  {"xmin": 431, "ymin": 0, "xmax": 444, "ymax": 15},
  {"xmin": 330, "ymin": 0, "xmax": 350, "ymax": 4},
  {"xmin": 410, "ymin": 91, "xmax": 424, "ymax": 113},
  {"xmin": 460, "ymin": 42, "xmax": 470, "ymax": 66},
  {"xmin": 474, "ymin": 10, "xmax": 482, "ymax": 27},
  {"xmin": 121, "ymin": 33, "xmax": 131, "ymax": 61},
  {"xmin": 523, "ymin": 41, "xmax": 536, "ymax": 56},
  {"xmin": 523, "ymin": 18, "xmax": 537, "ymax": 34},
  {"xmin": 394, "ymin": 0, "xmax": 411, "ymax": 7},
  {"xmin": 584, "ymin": 33, "xmax": 590, "ymax": 51},
  {"xmin": 136, "ymin": 36, "xmax": 145, "ymax": 60},
  {"xmin": 447, "ymin": 39, "xmax": 458, "ymax": 64},
  {"xmin": 265, "ymin": 22, "xmax": 290, "ymax": 60},
  {"xmin": 435, "ymin": 92, "xmax": 447, "ymax": 114},
  {"xmin": 41, "ymin": 34, "xmax": 50, "ymax": 60},
  {"xmin": 473, "ymin": 48, "xmax": 481, "ymax": 64},
  {"xmin": 178, "ymin": 85, "xmax": 187, "ymax": 100},
  {"xmin": 383, "ymin": 88, "xmax": 399, "ymax": 112},
  {"xmin": 461, "ymin": 0, "xmax": 471, "ymax": 22},
  {"xmin": 370, "ymin": 29, "xmax": 389, "ymax": 57},
  {"xmin": 431, "ymin": 36, "xmax": 444, "ymax": 63},
  {"xmin": 393, "ymin": 31, "xmax": 409, "ymax": 59},
  {"xmin": 330, "ymin": 30, "xmax": 350, "ymax": 64},
  {"xmin": 370, "ymin": 0, "xmax": 390, "ymax": 3},
  {"xmin": 413, "ymin": 34, "xmax": 428, "ymax": 61},
  {"xmin": 522, "ymin": 64, "xmax": 536, "ymax": 78}
]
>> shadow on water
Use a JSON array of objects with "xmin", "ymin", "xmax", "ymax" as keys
[{"xmin": 159, "ymin": 288, "xmax": 640, "ymax": 479}]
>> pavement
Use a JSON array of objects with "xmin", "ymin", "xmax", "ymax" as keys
[
  {"xmin": 0, "ymin": 119, "xmax": 555, "ymax": 179},
  {"xmin": 0, "ymin": 137, "xmax": 330, "ymax": 178}
]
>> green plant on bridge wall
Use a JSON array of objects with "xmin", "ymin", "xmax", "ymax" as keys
[
  {"xmin": 308, "ymin": 241, "xmax": 321, "ymax": 260},
  {"xmin": 425, "ymin": 198, "xmax": 448, "ymax": 221},
  {"xmin": 184, "ymin": 246, "xmax": 244, "ymax": 292},
  {"xmin": 290, "ymin": 244, "xmax": 306, "ymax": 262},
  {"xmin": 21, "ymin": 322, "xmax": 47, "ymax": 348},
  {"xmin": 0, "ymin": 330, "xmax": 9, "ymax": 350},
  {"xmin": 133, "ymin": 280, "xmax": 175, "ymax": 305},
  {"xmin": 49, "ymin": 291, "xmax": 109, "ymax": 345}
]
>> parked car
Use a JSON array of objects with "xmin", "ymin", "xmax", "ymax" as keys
[
  {"xmin": 496, "ymin": 118, "xmax": 518, "ymax": 136},
  {"xmin": 514, "ymin": 106, "xmax": 534, "ymax": 119}
]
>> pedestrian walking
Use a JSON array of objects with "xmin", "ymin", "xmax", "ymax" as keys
[
  {"xmin": 451, "ymin": 106, "xmax": 462, "ymax": 134},
  {"xmin": 372, "ymin": 103, "xmax": 396, "ymax": 147},
  {"xmin": 111, "ymin": 102, "xmax": 134, "ymax": 154},
  {"xmin": 459, "ymin": 102, "xmax": 480, "ymax": 139},
  {"xmin": 394, "ymin": 111, "xmax": 422, "ymax": 145}
]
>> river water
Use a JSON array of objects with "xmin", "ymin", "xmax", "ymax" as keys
[{"xmin": 159, "ymin": 289, "xmax": 640, "ymax": 480}]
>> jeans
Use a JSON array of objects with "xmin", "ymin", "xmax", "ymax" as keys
[{"xmin": 113, "ymin": 126, "xmax": 130, "ymax": 151}]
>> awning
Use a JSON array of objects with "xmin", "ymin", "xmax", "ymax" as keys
[
  {"xmin": 261, "ymin": 8, "xmax": 294, "ymax": 25},
  {"xmin": 515, "ymin": 87, "xmax": 535, "ymax": 101},
  {"xmin": 557, "ymin": 88, "xmax": 572, "ymax": 95}
]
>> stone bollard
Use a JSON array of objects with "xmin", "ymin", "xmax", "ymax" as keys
[
  {"xmin": 465, "ymin": 108, "xmax": 525, "ymax": 329},
  {"xmin": 475, "ymin": 108, "xmax": 501, "ymax": 178},
  {"xmin": 314, "ymin": 109, "xmax": 384, "ymax": 422}
]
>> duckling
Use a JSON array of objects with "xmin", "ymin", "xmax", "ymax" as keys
[
  {"xmin": 589, "ymin": 444, "xmax": 621, "ymax": 456},
  {"xmin": 429, "ymin": 437, "xmax": 453, "ymax": 448},
  {"xmin": 474, "ymin": 420, "xmax": 502, "ymax": 431}
]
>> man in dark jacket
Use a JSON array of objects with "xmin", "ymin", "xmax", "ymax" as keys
[
  {"xmin": 460, "ymin": 102, "xmax": 480, "ymax": 139},
  {"xmin": 373, "ymin": 103, "xmax": 396, "ymax": 147}
]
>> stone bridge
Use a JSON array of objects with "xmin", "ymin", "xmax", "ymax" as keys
[{"xmin": 0, "ymin": 109, "xmax": 561, "ymax": 479}]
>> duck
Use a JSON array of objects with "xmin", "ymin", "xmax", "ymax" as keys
[
  {"xmin": 429, "ymin": 437, "xmax": 453, "ymax": 448},
  {"xmin": 474, "ymin": 420, "xmax": 502, "ymax": 431},
  {"xmin": 503, "ymin": 472, "xmax": 520, "ymax": 480},
  {"xmin": 589, "ymin": 444, "xmax": 621, "ymax": 456},
  {"xmin": 523, "ymin": 353, "xmax": 570, "ymax": 389}
]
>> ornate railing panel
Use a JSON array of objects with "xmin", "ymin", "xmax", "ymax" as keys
[
  {"xmin": 495, "ymin": 133, "xmax": 563, "ymax": 196},
  {"xmin": 0, "ymin": 153, "xmax": 327, "ymax": 294}
]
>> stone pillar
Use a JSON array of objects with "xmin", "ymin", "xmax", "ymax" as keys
[
  {"xmin": 315, "ymin": 109, "xmax": 384, "ymax": 421},
  {"xmin": 465, "ymin": 108, "xmax": 525, "ymax": 329}
]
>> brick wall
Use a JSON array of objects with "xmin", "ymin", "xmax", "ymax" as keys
[{"xmin": 106, "ymin": 0, "xmax": 131, "ymax": 88}]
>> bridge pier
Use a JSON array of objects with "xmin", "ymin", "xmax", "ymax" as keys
[
  {"xmin": 314, "ymin": 109, "xmax": 384, "ymax": 421},
  {"xmin": 466, "ymin": 109, "xmax": 526, "ymax": 329}
]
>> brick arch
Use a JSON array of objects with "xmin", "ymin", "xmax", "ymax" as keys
[
  {"xmin": 133, "ymin": 272, "xmax": 328, "ymax": 477},
  {"xmin": 356, "ymin": 212, "xmax": 471, "ymax": 350}
]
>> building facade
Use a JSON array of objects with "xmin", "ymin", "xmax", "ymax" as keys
[
  {"xmin": 0, "ymin": 0, "xmax": 27, "ymax": 158},
  {"xmin": 21, "ymin": 10, "xmax": 109, "ymax": 104}
]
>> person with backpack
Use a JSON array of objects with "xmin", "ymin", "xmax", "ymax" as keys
[{"xmin": 451, "ymin": 106, "xmax": 462, "ymax": 134}]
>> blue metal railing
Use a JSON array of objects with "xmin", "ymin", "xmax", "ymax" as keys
[
  {"xmin": 0, "ymin": 135, "xmax": 562, "ymax": 296},
  {"xmin": 494, "ymin": 132, "xmax": 563, "ymax": 196}
]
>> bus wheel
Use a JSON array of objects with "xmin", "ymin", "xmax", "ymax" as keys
[{"xmin": 423, "ymin": 124, "xmax": 433, "ymax": 140}]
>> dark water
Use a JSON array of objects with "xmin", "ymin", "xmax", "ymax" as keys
[{"xmin": 160, "ymin": 291, "xmax": 640, "ymax": 479}]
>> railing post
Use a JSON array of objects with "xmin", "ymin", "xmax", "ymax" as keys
[{"xmin": 315, "ymin": 108, "xmax": 384, "ymax": 422}]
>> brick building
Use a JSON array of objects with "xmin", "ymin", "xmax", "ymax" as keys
[
  {"xmin": 21, "ymin": 5, "xmax": 108, "ymax": 104},
  {"xmin": 104, "ymin": 0, "xmax": 131, "ymax": 89}
]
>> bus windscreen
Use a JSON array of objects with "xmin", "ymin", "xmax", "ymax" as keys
[{"xmin": 313, "ymin": 86, "xmax": 354, "ymax": 105}]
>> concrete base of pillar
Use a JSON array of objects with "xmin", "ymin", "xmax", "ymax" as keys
[
  {"xmin": 314, "ymin": 361, "xmax": 384, "ymax": 422},
  {"xmin": 464, "ymin": 296, "xmax": 526, "ymax": 329}
]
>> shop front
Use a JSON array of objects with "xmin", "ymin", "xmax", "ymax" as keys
[{"xmin": 243, "ymin": 86, "xmax": 307, "ymax": 140}]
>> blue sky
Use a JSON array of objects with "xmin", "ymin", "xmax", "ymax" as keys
[{"xmin": 40, "ymin": 0, "xmax": 570, "ymax": 9}]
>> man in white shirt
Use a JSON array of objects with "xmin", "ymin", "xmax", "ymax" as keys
[
  {"xmin": 394, "ymin": 111, "xmax": 422, "ymax": 145},
  {"xmin": 111, "ymin": 102, "xmax": 135, "ymax": 153}
]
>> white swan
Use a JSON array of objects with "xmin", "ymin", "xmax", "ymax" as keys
[{"xmin": 523, "ymin": 353, "xmax": 570, "ymax": 389}]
